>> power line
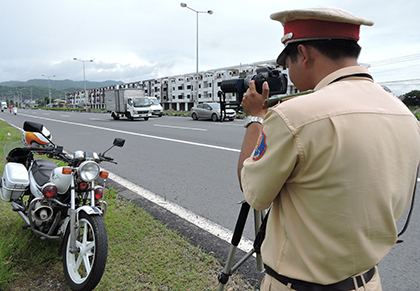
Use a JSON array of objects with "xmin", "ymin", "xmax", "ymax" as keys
[
  {"xmin": 367, "ymin": 53, "xmax": 420, "ymax": 67},
  {"xmin": 371, "ymin": 63, "xmax": 420, "ymax": 75},
  {"xmin": 378, "ymin": 78, "xmax": 420, "ymax": 85}
]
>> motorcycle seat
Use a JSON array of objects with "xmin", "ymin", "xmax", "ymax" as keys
[{"xmin": 31, "ymin": 159, "xmax": 57, "ymax": 186}]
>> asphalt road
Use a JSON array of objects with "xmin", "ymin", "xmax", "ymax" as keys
[{"xmin": 1, "ymin": 109, "xmax": 419, "ymax": 290}]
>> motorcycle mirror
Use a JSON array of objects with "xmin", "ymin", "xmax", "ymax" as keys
[
  {"xmin": 113, "ymin": 138, "xmax": 125, "ymax": 147},
  {"xmin": 101, "ymin": 138, "xmax": 125, "ymax": 156},
  {"xmin": 23, "ymin": 121, "xmax": 44, "ymax": 133}
]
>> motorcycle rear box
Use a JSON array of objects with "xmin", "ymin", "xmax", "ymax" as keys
[{"xmin": 1, "ymin": 162, "xmax": 29, "ymax": 201}]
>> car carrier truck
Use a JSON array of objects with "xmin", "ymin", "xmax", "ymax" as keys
[{"xmin": 105, "ymin": 89, "xmax": 152, "ymax": 121}]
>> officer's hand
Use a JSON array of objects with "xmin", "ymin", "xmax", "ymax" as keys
[{"xmin": 241, "ymin": 81, "xmax": 269, "ymax": 117}]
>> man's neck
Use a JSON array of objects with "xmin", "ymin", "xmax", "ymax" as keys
[{"xmin": 312, "ymin": 57, "xmax": 359, "ymax": 88}]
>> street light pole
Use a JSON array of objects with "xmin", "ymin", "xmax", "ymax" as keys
[
  {"xmin": 73, "ymin": 58, "xmax": 93, "ymax": 108},
  {"xmin": 42, "ymin": 74, "xmax": 55, "ymax": 106},
  {"xmin": 180, "ymin": 3, "xmax": 213, "ymax": 106}
]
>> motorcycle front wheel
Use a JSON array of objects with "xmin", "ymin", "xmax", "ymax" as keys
[{"xmin": 62, "ymin": 212, "xmax": 108, "ymax": 291}]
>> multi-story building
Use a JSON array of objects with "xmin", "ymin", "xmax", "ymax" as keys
[{"xmin": 66, "ymin": 59, "xmax": 296, "ymax": 111}]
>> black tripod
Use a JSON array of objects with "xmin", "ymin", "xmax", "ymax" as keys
[{"xmin": 218, "ymin": 201, "xmax": 266, "ymax": 290}]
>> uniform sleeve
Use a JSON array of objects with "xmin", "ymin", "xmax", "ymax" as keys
[{"xmin": 241, "ymin": 110, "xmax": 300, "ymax": 210}]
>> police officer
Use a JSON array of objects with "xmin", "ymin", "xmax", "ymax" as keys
[{"xmin": 238, "ymin": 7, "xmax": 420, "ymax": 291}]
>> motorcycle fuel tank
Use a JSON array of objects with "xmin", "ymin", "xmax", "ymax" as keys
[{"xmin": 50, "ymin": 167, "xmax": 72, "ymax": 194}]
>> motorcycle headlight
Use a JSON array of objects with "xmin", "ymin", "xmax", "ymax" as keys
[{"xmin": 78, "ymin": 161, "xmax": 100, "ymax": 182}]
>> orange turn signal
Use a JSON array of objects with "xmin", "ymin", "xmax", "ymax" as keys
[
  {"xmin": 100, "ymin": 171, "xmax": 109, "ymax": 179},
  {"xmin": 62, "ymin": 167, "xmax": 72, "ymax": 175}
]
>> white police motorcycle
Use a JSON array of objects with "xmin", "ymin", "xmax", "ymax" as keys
[{"xmin": 1, "ymin": 121, "xmax": 125, "ymax": 290}]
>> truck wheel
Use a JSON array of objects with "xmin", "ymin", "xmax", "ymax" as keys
[
  {"xmin": 144, "ymin": 117, "xmax": 149, "ymax": 121},
  {"xmin": 111, "ymin": 112, "xmax": 119, "ymax": 120},
  {"xmin": 126, "ymin": 112, "xmax": 133, "ymax": 121}
]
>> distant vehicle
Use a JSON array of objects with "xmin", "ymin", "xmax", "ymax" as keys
[
  {"xmin": 1, "ymin": 101, "xmax": 7, "ymax": 112},
  {"xmin": 105, "ymin": 89, "xmax": 152, "ymax": 121},
  {"xmin": 190, "ymin": 103, "xmax": 236, "ymax": 121},
  {"xmin": 148, "ymin": 97, "xmax": 163, "ymax": 117}
]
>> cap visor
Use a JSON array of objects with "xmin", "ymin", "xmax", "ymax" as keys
[{"xmin": 276, "ymin": 48, "xmax": 287, "ymax": 67}]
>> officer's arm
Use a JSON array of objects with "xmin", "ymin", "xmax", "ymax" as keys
[
  {"xmin": 237, "ymin": 81, "xmax": 269, "ymax": 191},
  {"xmin": 238, "ymin": 122, "xmax": 263, "ymax": 191}
]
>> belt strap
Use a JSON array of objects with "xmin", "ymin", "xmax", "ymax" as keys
[{"xmin": 264, "ymin": 265, "xmax": 376, "ymax": 291}]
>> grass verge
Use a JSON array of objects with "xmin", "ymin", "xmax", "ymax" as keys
[{"xmin": 0, "ymin": 120, "xmax": 256, "ymax": 290}]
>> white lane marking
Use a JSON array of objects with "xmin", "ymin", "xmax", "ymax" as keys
[
  {"xmin": 17, "ymin": 113, "xmax": 240, "ymax": 153},
  {"xmin": 108, "ymin": 171, "xmax": 253, "ymax": 253},
  {"xmin": 153, "ymin": 124, "xmax": 207, "ymax": 131}
]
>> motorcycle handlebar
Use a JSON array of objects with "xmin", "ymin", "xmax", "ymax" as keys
[
  {"xmin": 22, "ymin": 146, "xmax": 117, "ymax": 165},
  {"xmin": 22, "ymin": 145, "xmax": 55, "ymax": 152},
  {"xmin": 23, "ymin": 145, "xmax": 72, "ymax": 162},
  {"xmin": 99, "ymin": 155, "xmax": 117, "ymax": 164}
]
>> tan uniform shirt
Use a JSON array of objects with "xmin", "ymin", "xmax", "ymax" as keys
[{"xmin": 241, "ymin": 66, "xmax": 420, "ymax": 284}]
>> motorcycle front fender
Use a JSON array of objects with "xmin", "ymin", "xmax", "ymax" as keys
[
  {"xmin": 58, "ymin": 206, "xmax": 103, "ymax": 237},
  {"xmin": 77, "ymin": 205, "xmax": 103, "ymax": 216},
  {"xmin": 58, "ymin": 205, "xmax": 104, "ymax": 255}
]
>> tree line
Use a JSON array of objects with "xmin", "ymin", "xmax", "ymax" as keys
[
  {"xmin": 0, "ymin": 85, "xmax": 82, "ymax": 107},
  {"xmin": 401, "ymin": 90, "xmax": 420, "ymax": 107}
]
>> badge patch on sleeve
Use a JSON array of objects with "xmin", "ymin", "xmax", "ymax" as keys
[{"xmin": 252, "ymin": 130, "xmax": 267, "ymax": 161}]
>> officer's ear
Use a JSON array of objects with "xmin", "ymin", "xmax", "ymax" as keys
[{"xmin": 297, "ymin": 44, "xmax": 315, "ymax": 69}]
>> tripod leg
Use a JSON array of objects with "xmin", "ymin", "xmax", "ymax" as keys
[
  {"xmin": 218, "ymin": 202, "xmax": 251, "ymax": 290},
  {"xmin": 254, "ymin": 209, "xmax": 265, "ymax": 272}
]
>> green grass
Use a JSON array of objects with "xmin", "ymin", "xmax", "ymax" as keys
[{"xmin": 0, "ymin": 120, "xmax": 255, "ymax": 290}]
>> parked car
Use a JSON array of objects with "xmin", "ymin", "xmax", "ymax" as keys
[
  {"xmin": 148, "ymin": 97, "xmax": 163, "ymax": 117},
  {"xmin": 190, "ymin": 103, "xmax": 236, "ymax": 121}
]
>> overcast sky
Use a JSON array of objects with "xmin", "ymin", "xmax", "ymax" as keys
[{"xmin": 1, "ymin": 0, "xmax": 419, "ymax": 95}]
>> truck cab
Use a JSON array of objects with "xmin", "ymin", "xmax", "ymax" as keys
[{"xmin": 126, "ymin": 97, "xmax": 152, "ymax": 121}]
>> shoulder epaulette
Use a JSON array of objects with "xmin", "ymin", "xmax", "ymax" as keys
[{"xmin": 263, "ymin": 90, "xmax": 315, "ymax": 109}]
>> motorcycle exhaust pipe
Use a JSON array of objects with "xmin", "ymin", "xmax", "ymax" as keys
[
  {"xmin": 33, "ymin": 205, "xmax": 53, "ymax": 222},
  {"xmin": 11, "ymin": 202, "xmax": 30, "ymax": 225}
]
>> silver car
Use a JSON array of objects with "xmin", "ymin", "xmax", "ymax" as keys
[{"xmin": 190, "ymin": 103, "xmax": 236, "ymax": 121}]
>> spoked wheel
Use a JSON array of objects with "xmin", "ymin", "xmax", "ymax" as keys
[{"xmin": 63, "ymin": 212, "xmax": 108, "ymax": 291}]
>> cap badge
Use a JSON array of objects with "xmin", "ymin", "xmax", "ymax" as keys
[{"xmin": 281, "ymin": 32, "xmax": 293, "ymax": 43}]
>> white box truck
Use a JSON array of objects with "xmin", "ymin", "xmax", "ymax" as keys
[
  {"xmin": 105, "ymin": 89, "xmax": 152, "ymax": 121},
  {"xmin": 1, "ymin": 101, "xmax": 7, "ymax": 112}
]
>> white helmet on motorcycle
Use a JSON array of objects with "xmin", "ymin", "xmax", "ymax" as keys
[{"xmin": 22, "ymin": 127, "xmax": 52, "ymax": 154}]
